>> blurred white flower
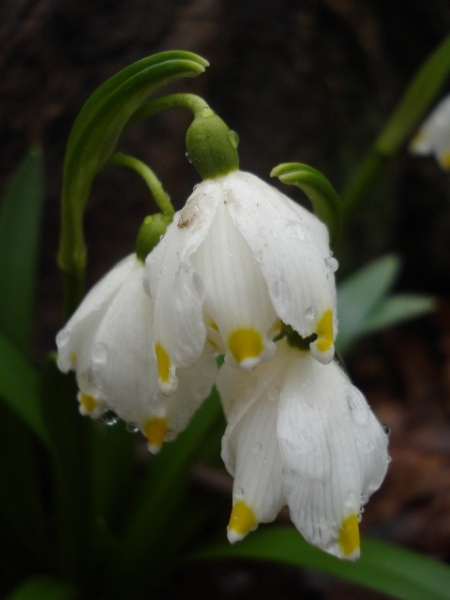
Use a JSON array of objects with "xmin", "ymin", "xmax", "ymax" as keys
[
  {"xmin": 56, "ymin": 254, "xmax": 217, "ymax": 453},
  {"xmin": 218, "ymin": 338, "xmax": 389, "ymax": 560},
  {"xmin": 145, "ymin": 171, "xmax": 338, "ymax": 395},
  {"xmin": 410, "ymin": 94, "xmax": 450, "ymax": 168}
]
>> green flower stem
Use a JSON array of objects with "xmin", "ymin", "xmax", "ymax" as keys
[
  {"xmin": 341, "ymin": 34, "xmax": 450, "ymax": 218},
  {"xmin": 105, "ymin": 153, "xmax": 174, "ymax": 217},
  {"xmin": 58, "ymin": 50, "xmax": 208, "ymax": 319},
  {"xmin": 126, "ymin": 93, "xmax": 210, "ymax": 127}
]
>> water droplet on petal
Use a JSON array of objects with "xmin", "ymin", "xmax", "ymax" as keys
[
  {"xmin": 382, "ymin": 423, "xmax": 391, "ymax": 437},
  {"xmin": 324, "ymin": 256, "xmax": 339, "ymax": 277},
  {"xmin": 305, "ymin": 306, "xmax": 318, "ymax": 321},
  {"xmin": 285, "ymin": 219, "xmax": 305, "ymax": 239},
  {"xmin": 99, "ymin": 409, "xmax": 119, "ymax": 426},
  {"xmin": 253, "ymin": 442, "xmax": 263, "ymax": 454},
  {"xmin": 346, "ymin": 387, "xmax": 369, "ymax": 425},
  {"xmin": 92, "ymin": 342, "xmax": 109, "ymax": 364},
  {"xmin": 235, "ymin": 487, "xmax": 244, "ymax": 499},
  {"xmin": 344, "ymin": 490, "xmax": 358, "ymax": 509}
]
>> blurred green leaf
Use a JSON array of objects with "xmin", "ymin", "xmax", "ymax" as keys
[
  {"xmin": 336, "ymin": 254, "xmax": 400, "ymax": 353},
  {"xmin": 362, "ymin": 294, "xmax": 436, "ymax": 334},
  {"xmin": 0, "ymin": 404, "xmax": 53, "ymax": 574},
  {"xmin": 0, "ymin": 147, "xmax": 44, "ymax": 356},
  {"xmin": 192, "ymin": 526, "xmax": 450, "ymax": 600},
  {"xmin": 342, "ymin": 35, "xmax": 450, "ymax": 216},
  {"xmin": 7, "ymin": 576, "xmax": 78, "ymax": 600},
  {"xmin": 114, "ymin": 388, "xmax": 224, "ymax": 596},
  {"xmin": 0, "ymin": 331, "xmax": 49, "ymax": 446},
  {"xmin": 39, "ymin": 355, "xmax": 95, "ymax": 582}
]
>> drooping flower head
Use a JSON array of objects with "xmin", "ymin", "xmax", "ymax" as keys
[
  {"xmin": 218, "ymin": 338, "xmax": 389, "ymax": 560},
  {"xmin": 56, "ymin": 253, "xmax": 217, "ymax": 453},
  {"xmin": 146, "ymin": 171, "xmax": 338, "ymax": 395},
  {"xmin": 410, "ymin": 94, "xmax": 450, "ymax": 169}
]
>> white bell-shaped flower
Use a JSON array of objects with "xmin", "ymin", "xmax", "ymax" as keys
[
  {"xmin": 56, "ymin": 253, "xmax": 217, "ymax": 453},
  {"xmin": 145, "ymin": 171, "xmax": 338, "ymax": 394},
  {"xmin": 410, "ymin": 94, "xmax": 450, "ymax": 169},
  {"xmin": 218, "ymin": 338, "xmax": 389, "ymax": 560}
]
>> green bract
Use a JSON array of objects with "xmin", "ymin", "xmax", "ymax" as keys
[
  {"xmin": 58, "ymin": 50, "xmax": 208, "ymax": 314},
  {"xmin": 271, "ymin": 162, "xmax": 341, "ymax": 248}
]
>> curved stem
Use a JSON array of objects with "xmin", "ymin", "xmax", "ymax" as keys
[
  {"xmin": 106, "ymin": 153, "xmax": 174, "ymax": 216},
  {"xmin": 126, "ymin": 93, "xmax": 210, "ymax": 129}
]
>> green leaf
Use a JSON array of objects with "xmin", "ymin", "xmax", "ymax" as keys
[
  {"xmin": 114, "ymin": 388, "xmax": 225, "ymax": 594},
  {"xmin": 191, "ymin": 526, "xmax": 450, "ymax": 600},
  {"xmin": 0, "ymin": 147, "xmax": 44, "ymax": 356},
  {"xmin": 7, "ymin": 576, "xmax": 78, "ymax": 600},
  {"xmin": 271, "ymin": 162, "xmax": 341, "ymax": 247},
  {"xmin": 336, "ymin": 254, "xmax": 401, "ymax": 354},
  {"xmin": 0, "ymin": 403, "xmax": 53, "ymax": 573},
  {"xmin": 57, "ymin": 51, "xmax": 208, "ymax": 314},
  {"xmin": 39, "ymin": 356, "xmax": 95, "ymax": 581},
  {"xmin": 0, "ymin": 331, "xmax": 49, "ymax": 446},
  {"xmin": 362, "ymin": 294, "xmax": 436, "ymax": 334},
  {"xmin": 342, "ymin": 35, "xmax": 450, "ymax": 216}
]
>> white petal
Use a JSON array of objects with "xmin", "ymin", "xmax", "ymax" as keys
[
  {"xmin": 165, "ymin": 346, "xmax": 218, "ymax": 437},
  {"xmin": 56, "ymin": 254, "xmax": 136, "ymax": 373},
  {"xmin": 410, "ymin": 95, "xmax": 450, "ymax": 167},
  {"xmin": 87, "ymin": 261, "xmax": 159, "ymax": 426},
  {"xmin": 219, "ymin": 363, "xmax": 285, "ymax": 542},
  {"xmin": 191, "ymin": 196, "xmax": 277, "ymax": 370},
  {"xmin": 144, "ymin": 184, "xmax": 220, "ymax": 391},
  {"xmin": 277, "ymin": 349, "xmax": 389, "ymax": 560},
  {"xmin": 223, "ymin": 171, "xmax": 338, "ymax": 362}
]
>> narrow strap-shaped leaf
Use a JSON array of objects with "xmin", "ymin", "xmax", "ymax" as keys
[
  {"xmin": 6, "ymin": 576, "xmax": 78, "ymax": 600},
  {"xmin": 336, "ymin": 254, "xmax": 401, "ymax": 354},
  {"xmin": 0, "ymin": 331, "xmax": 49, "ymax": 446},
  {"xmin": 361, "ymin": 294, "xmax": 436, "ymax": 334},
  {"xmin": 57, "ymin": 51, "xmax": 208, "ymax": 314},
  {"xmin": 271, "ymin": 162, "xmax": 341, "ymax": 247},
  {"xmin": 191, "ymin": 526, "xmax": 450, "ymax": 600},
  {"xmin": 39, "ymin": 356, "xmax": 95, "ymax": 581},
  {"xmin": 0, "ymin": 147, "xmax": 44, "ymax": 356},
  {"xmin": 341, "ymin": 35, "xmax": 450, "ymax": 216}
]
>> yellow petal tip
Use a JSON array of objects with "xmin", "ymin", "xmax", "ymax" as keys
[
  {"xmin": 338, "ymin": 514, "xmax": 360, "ymax": 559},
  {"xmin": 144, "ymin": 417, "xmax": 168, "ymax": 452},
  {"xmin": 79, "ymin": 392, "xmax": 98, "ymax": 415},
  {"xmin": 227, "ymin": 501, "xmax": 258, "ymax": 543},
  {"xmin": 228, "ymin": 328, "xmax": 264, "ymax": 368}
]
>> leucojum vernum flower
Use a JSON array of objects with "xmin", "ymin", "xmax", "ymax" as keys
[{"xmin": 56, "ymin": 52, "xmax": 389, "ymax": 562}]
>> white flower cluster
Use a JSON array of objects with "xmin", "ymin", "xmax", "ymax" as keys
[{"xmin": 56, "ymin": 170, "xmax": 389, "ymax": 560}]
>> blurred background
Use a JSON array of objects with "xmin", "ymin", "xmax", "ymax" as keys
[{"xmin": 1, "ymin": 1, "xmax": 450, "ymax": 598}]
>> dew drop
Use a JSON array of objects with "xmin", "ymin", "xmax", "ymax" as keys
[
  {"xmin": 126, "ymin": 422, "xmax": 139, "ymax": 434},
  {"xmin": 227, "ymin": 130, "xmax": 240, "ymax": 148},
  {"xmin": 235, "ymin": 487, "xmax": 244, "ymax": 499},
  {"xmin": 324, "ymin": 256, "xmax": 339, "ymax": 276},
  {"xmin": 185, "ymin": 152, "xmax": 192, "ymax": 164},
  {"xmin": 253, "ymin": 442, "xmax": 263, "ymax": 454},
  {"xmin": 285, "ymin": 219, "xmax": 305, "ymax": 239},
  {"xmin": 305, "ymin": 306, "xmax": 318, "ymax": 321},
  {"xmin": 99, "ymin": 409, "xmax": 119, "ymax": 426},
  {"xmin": 387, "ymin": 455, "xmax": 392, "ymax": 464},
  {"xmin": 346, "ymin": 387, "xmax": 369, "ymax": 425},
  {"xmin": 382, "ymin": 423, "xmax": 391, "ymax": 437},
  {"xmin": 344, "ymin": 490, "xmax": 358, "ymax": 509},
  {"xmin": 92, "ymin": 342, "xmax": 109, "ymax": 364}
]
